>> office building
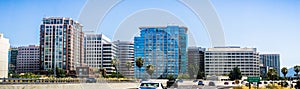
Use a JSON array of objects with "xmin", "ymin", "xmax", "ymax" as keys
[
  {"xmin": 40, "ymin": 17, "xmax": 84, "ymax": 72},
  {"xmin": 187, "ymin": 46, "xmax": 205, "ymax": 78},
  {"xmin": 0, "ymin": 33, "xmax": 10, "ymax": 78},
  {"xmin": 113, "ymin": 40, "xmax": 134, "ymax": 78},
  {"xmin": 84, "ymin": 34, "xmax": 117, "ymax": 74},
  {"xmin": 260, "ymin": 54, "xmax": 280, "ymax": 77},
  {"xmin": 16, "ymin": 45, "xmax": 40, "ymax": 73},
  {"xmin": 134, "ymin": 25, "xmax": 188, "ymax": 78},
  {"xmin": 204, "ymin": 46, "xmax": 260, "ymax": 77},
  {"xmin": 8, "ymin": 47, "xmax": 18, "ymax": 73}
]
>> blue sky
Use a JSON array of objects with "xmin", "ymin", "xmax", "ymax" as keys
[{"xmin": 0, "ymin": 0, "xmax": 299, "ymax": 68}]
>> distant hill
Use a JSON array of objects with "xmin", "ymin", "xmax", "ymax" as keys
[{"xmin": 280, "ymin": 67, "xmax": 295, "ymax": 77}]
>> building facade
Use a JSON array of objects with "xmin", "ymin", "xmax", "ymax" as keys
[
  {"xmin": 113, "ymin": 40, "xmax": 134, "ymax": 78},
  {"xmin": 134, "ymin": 26, "xmax": 188, "ymax": 78},
  {"xmin": 260, "ymin": 54, "xmax": 280, "ymax": 77},
  {"xmin": 204, "ymin": 46, "xmax": 260, "ymax": 77},
  {"xmin": 8, "ymin": 47, "xmax": 18, "ymax": 73},
  {"xmin": 0, "ymin": 33, "xmax": 10, "ymax": 78},
  {"xmin": 187, "ymin": 46, "xmax": 205, "ymax": 78},
  {"xmin": 84, "ymin": 34, "xmax": 116, "ymax": 74},
  {"xmin": 16, "ymin": 45, "xmax": 40, "ymax": 73},
  {"xmin": 40, "ymin": 17, "xmax": 84, "ymax": 72}
]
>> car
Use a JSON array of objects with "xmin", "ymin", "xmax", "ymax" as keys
[
  {"xmin": 193, "ymin": 79, "xmax": 198, "ymax": 82},
  {"xmin": 264, "ymin": 81, "xmax": 268, "ymax": 84},
  {"xmin": 198, "ymin": 81, "xmax": 204, "ymax": 86},
  {"xmin": 245, "ymin": 83, "xmax": 250, "ymax": 87},
  {"xmin": 86, "ymin": 78, "xmax": 97, "ymax": 83},
  {"xmin": 224, "ymin": 82, "xmax": 229, "ymax": 85},
  {"xmin": 232, "ymin": 82, "xmax": 235, "ymax": 85},
  {"xmin": 177, "ymin": 79, "xmax": 183, "ymax": 83},
  {"xmin": 208, "ymin": 81, "xmax": 216, "ymax": 86},
  {"xmin": 139, "ymin": 81, "xmax": 166, "ymax": 89}
]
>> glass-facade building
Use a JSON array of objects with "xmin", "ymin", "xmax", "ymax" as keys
[
  {"xmin": 260, "ymin": 54, "xmax": 280, "ymax": 76},
  {"xmin": 134, "ymin": 26, "xmax": 188, "ymax": 78},
  {"xmin": 8, "ymin": 47, "xmax": 18, "ymax": 73}
]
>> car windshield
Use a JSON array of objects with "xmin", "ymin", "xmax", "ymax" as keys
[{"xmin": 140, "ymin": 83, "xmax": 159, "ymax": 88}]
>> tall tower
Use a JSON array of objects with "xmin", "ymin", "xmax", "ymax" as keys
[
  {"xmin": 40, "ymin": 17, "xmax": 84, "ymax": 72},
  {"xmin": 0, "ymin": 33, "xmax": 10, "ymax": 78},
  {"xmin": 134, "ymin": 25, "xmax": 188, "ymax": 78}
]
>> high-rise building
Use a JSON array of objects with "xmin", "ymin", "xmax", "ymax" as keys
[
  {"xmin": 187, "ymin": 46, "xmax": 205, "ymax": 78},
  {"xmin": 8, "ymin": 47, "xmax": 18, "ymax": 73},
  {"xmin": 16, "ymin": 45, "xmax": 40, "ymax": 73},
  {"xmin": 40, "ymin": 17, "xmax": 84, "ymax": 72},
  {"xmin": 204, "ymin": 46, "xmax": 260, "ymax": 77},
  {"xmin": 84, "ymin": 34, "xmax": 116, "ymax": 74},
  {"xmin": 134, "ymin": 25, "xmax": 188, "ymax": 78},
  {"xmin": 0, "ymin": 33, "xmax": 10, "ymax": 78},
  {"xmin": 260, "ymin": 54, "xmax": 280, "ymax": 77},
  {"xmin": 113, "ymin": 40, "xmax": 134, "ymax": 78}
]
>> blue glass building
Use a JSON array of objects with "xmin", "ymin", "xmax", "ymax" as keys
[
  {"xmin": 134, "ymin": 26, "xmax": 187, "ymax": 78},
  {"xmin": 260, "ymin": 54, "xmax": 280, "ymax": 77}
]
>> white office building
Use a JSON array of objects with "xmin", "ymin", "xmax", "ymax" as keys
[
  {"xmin": 205, "ymin": 46, "xmax": 260, "ymax": 77},
  {"xmin": 0, "ymin": 33, "xmax": 10, "ymax": 78},
  {"xmin": 84, "ymin": 34, "xmax": 117, "ymax": 74},
  {"xmin": 113, "ymin": 40, "xmax": 134, "ymax": 78}
]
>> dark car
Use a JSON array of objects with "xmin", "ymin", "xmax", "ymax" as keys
[
  {"xmin": 198, "ymin": 81, "xmax": 204, "ymax": 86},
  {"xmin": 264, "ymin": 81, "xmax": 268, "ymax": 84},
  {"xmin": 208, "ymin": 81, "xmax": 216, "ymax": 86},
  {"xmin": 224, "ymin": 82, "xmax": 229, "ymax": 85},
  {"xmin": 86, "ymin": 78, "xmax": 97, "ymax": 83},
  {"xmin": 177, "ymin": 79, "xmax": 183, "ymax": 83}
]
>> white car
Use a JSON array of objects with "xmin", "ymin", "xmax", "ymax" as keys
[{"xmin": 139, "ymin": 81, "xmax": 166, "ymax": 89}]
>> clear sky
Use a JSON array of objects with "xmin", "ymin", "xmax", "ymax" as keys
[{"xmin": 0, "ymin": 0, "xmax": 299, "ymax": 68}]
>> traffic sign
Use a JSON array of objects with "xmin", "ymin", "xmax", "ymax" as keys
[{"xmin": 247, "ymin": 77, "xmax": 260, "ymax": 82}]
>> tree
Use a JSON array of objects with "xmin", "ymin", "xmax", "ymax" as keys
[
  {"xmin": 267, "ymin": 68, "xmax": 278, "ymax": 80},
  {"xmin": 294, "ymin": 65, "xmax": 300, "ymax": 79},
  {"xmin": 48, "ymin": 67, "xmax": 66, "ymax": 78},
  {"xmin": 281, "ymin": 67, "xmax": 288, "ymax": 80},
  {"xmin": 48, "ymin": 69, "xmax": 54, "ymax": 76},
  {"xmin": 187, "ymin": 64, "xmax": 199, "ymax": 79},
  {"xmin": 135, "ymin": 57, "xmax": 144, "ymax": 79},
  {"xmin": 112, "ymin": 57, "xmax": 120, "ymax": 79},
  {"xmin": 229, "ymin": 66, "xmax": 242, "ymax": 81},
  {"xmin": 177, "ymin": 74, "xmax": 190, "ymax": 79},
  {"xmin": 126, "ymin": 61, "xmax": 133, "ymax": 71},
  {"xmin": 146, "ymin": 64, "xmax": 154, "ymax": 79},
  {"xmin": 56, "ymin": 67, "xmax": 66, "ymax": 78}
]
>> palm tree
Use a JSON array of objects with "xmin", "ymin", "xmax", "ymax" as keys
[
  {"xmin": 267, "ymin": 68, "xmax": 277, "ymax": 81},
  {"xmin": 125, "ymin": 61, "xmax": 133, "ymax": 78},
  {"xmin": 281, "ymin": 67, "xmax": 288, "ymax": 80},
  {"xmin": 135, "ymin": 57, "xmax": 144, "ymax": 79},
  {"xmin": 294, "ymin": 65, "xmax": 300, "ymax": 79},
  {"xmin": 126, "ymin": 61, "xmax": 133, "ymax": 71},
  {"xmin": 112, "ymin": 57, "xmax": 120, "ymax": 78},
  {"xmin": 146, "ymin": 64, "xmax": 154, "ymax": 79}
]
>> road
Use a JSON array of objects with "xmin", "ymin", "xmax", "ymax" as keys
[{"xmin": 0, "ymin": 80, "xmax": 236, "ymax": 89}]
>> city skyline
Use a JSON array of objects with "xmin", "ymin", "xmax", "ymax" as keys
[{"xmin": 1, "ymin": 0, "xmax": 300, "ymax": 68}]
